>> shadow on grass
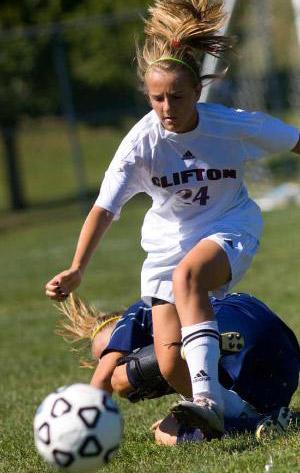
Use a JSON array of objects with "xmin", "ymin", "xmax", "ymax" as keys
[
  {"xmin": 0, "ymin": 189, "xmax": 97, "ymax": 232},
  {"xmin": 0, "ymin": 191, "xmax": 150, "ymax": 233}
]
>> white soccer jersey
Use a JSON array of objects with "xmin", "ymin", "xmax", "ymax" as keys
[{"xmin": 96, "ymin": 102, "xmax": 299, "ymax": 255}]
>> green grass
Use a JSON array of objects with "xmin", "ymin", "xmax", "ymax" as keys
[
  {"xmin": 0, "ymin": 198, "xmax": 299, "ymax": 473},
  {"xmin": 0, "ymin": 120, "xmax": 125, "ymax": 211}
]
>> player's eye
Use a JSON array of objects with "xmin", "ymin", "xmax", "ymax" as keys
[{"xmin": 152, "ymin": 95, "xmax": 164, "ymax": 102}]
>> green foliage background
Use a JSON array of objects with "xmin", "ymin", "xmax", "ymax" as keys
[
  {"xmin": 0, "ymin": 1, "xmax": 146, "ymax": 124},
  {"xmin": 0, "ymin": 0, "xmax": 298, "ymax": 124}
]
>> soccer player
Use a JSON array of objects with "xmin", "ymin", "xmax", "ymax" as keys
[
  {"xmin": 46, "ymin": 0, "xmax": 300, "ymax": 437},
  {"xmin": 57, "ymin": 292, "xmax": 300, "ymax": 442}
]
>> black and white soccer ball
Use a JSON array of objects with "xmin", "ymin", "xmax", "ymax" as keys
[{"xmin": 33, "ymin": 383, "xmax": 122, "ymax": 472}]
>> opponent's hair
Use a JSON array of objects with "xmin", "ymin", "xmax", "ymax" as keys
[
  {"xmin": 136, "ymin": 0, "xmax": 233, "ymax": 85},
  {"xmin": 56, "ymin": 293, "xmax": 121, "ymax": 368}
]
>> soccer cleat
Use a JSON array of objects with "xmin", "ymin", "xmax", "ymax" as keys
[
  {"xmin": 170, "ymin": 397, "xmax": 224, "ymax": 439},
  {"xmin": 255, "ymin": 407, "xmax": 292, "ymax": 441}
]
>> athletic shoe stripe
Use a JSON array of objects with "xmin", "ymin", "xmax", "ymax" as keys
[
  {"xmin": 182, "ymin": 329, "xmax": 220, "ymax": 345},
  {"xmin": 183, "ymin": 333, "xmax": 220, "ymax": 347}
]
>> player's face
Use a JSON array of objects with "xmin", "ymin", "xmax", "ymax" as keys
[{"xmin": 145, "ymin": 68, "xmax": 201, "ymax": 133}]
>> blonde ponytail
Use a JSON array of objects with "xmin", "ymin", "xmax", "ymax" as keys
[
  {"xmin": 137, "ymin": 0, "xmax": 233, "ymax": 83},
  {"xmin": 55, "ymin": 293, "xmax": 121, "ymax": 368}
]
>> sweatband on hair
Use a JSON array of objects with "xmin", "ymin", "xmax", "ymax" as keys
[
  {"xmin": 91, "ymin": 315, "xmax": 121, "ymax": 341},
  {"xmin": 149, "ymin": 57, "xmax": 199, "ymax": 80}
]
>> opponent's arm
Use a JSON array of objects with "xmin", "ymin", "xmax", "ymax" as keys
[
  {"xmin": 90, "ymin": 351, "xmax": 128, "ymax": 394},
  {"xmin": 45, "ymin": 206, "xmax": 113, "ymax": 301},
  {"xmin": 91, "ymin": 345, "xmax": 175, "ymax": 400}
]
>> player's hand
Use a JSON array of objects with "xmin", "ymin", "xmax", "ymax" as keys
[
  {"xmin": 45, "ymin": 268, "xmax": 82, "ymax": 301},
  {"xmin": 150, "ymin": 415, "xmax": 179, "ymax": 445}
]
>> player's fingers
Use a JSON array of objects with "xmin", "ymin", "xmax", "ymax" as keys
[
  {"xmin": 45, "ymin": 283, "xmax": 58, "ymax": 292},
  {"xmin": 45, "ymin": 278, "xmax": 61, "ymax": 291},
  {"xmin": 45, "ymin": 290, "xmax": 60, "ymax": 300},
  {"xmin": 45, "ymin": 285, "xmax": 63, "ymax": 299},
  {"xmin": 45, "ymin": 277, "xmax": 70, "ymax": 292},
  {"xmin": 45, "ymin": 270, "xmax": 80, "ymax": 298},
  {"xmin": 45, "ymin": 287, "xmax": 69, "ymax": 300},
  {"xmin": 47, "ymin": 271, "xmax": 74, "ymax": 289}
]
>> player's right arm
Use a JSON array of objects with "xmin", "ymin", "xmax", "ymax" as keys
[
  {"xmin": 90, "ymin": 351, "xmax": 132, "ymax": 394},
  {"xmin": 45, "ymin": 206, "xmax": 114, "ymax": 301}
]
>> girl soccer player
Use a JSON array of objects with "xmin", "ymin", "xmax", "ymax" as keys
[{"xmin": 46, "ymin": 0, "xmax": 300, "ymax": 437}]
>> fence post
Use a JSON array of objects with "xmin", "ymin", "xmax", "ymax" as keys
[
  {"xmin": 52, "ymin": 29, "xmax": 88, "ymax": 212},
  {"xmin": 1, "ymin": 124, "xmax": 26, "ymax": 210}
]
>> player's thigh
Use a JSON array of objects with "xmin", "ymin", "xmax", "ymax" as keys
[{"xmin": 175, "ymin": 238, "xmax": 231, "ymax": 291}]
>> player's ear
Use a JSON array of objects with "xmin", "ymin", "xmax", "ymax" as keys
[
  {"xmin": 144, "ymin": 89, "xmax": 152, "ymax": 107},
  {"xmin": 91, "ymin": 334, "xmax": 106, "ymax": 359},
  {"xmin": 91, "ymin": 325, "xmax": 116, "ymax": 359}
]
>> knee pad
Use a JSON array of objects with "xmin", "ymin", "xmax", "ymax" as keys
[{"xmin": 117, "ymin": 344, "xmax": 175, "ymax": 403}]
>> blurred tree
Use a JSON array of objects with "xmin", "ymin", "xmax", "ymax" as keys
[{"xmin": 0, "ymin": 0, "xmax": 146, "ymax": 210}]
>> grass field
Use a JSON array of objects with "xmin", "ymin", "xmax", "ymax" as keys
[
  {"xmin": 0, "ymin": 195, "xmax": 299, "ymax": 473},
  {"xmin": 0, "ymin": 121, "xmax": 126, "ymax": 212}
]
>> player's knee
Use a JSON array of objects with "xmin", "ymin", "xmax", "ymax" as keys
[
  {"xmin": 173, "ymin": 262, "xmax": 207, "ymax": 296},
  {"xmin": 111, "ymin": 366, "xmax": 131, "ymax": 398},
  {"xmin": 173, "ymin": 263, "xmax": 191, "ymax": 294}
]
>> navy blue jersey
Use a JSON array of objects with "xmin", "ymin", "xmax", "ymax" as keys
[
  {"xmin": 213, "ymin": 293, "xmax": 300, "ymax": 412},
  {"xmin": 103, "ymin": 302, "xmax": 153, "ymax": 355},
  {"xmin": 104, "ymin": 293, "xmax": 300, "ymax": 413}
]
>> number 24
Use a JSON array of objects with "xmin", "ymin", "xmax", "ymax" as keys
[{"xmin": 193, "ymin": 186, "xmax": 210, "ymax": 205}]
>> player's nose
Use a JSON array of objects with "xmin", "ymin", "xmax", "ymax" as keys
[{"xmin": 163, "ymin": 97, "xmax": 174, "ymax": 114}]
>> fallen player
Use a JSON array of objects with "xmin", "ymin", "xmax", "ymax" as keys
[{"xmin": 57, "ymin": 292, "xmax": 300, "ymax": 443}]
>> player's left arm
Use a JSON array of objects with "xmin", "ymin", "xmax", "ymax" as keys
[{"xmin": 291, "ymin": 136, "xmax": 300, "ymax": 154}]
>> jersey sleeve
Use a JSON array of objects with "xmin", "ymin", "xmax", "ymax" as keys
[
  {"xmin": 242, "ymin": 112, "xmax": 299, "ymax": 161},
  {"xmin": 101, "ymin": 301, "xmax": 153, "ymax": 357},
  {"xmin": 94, "ymin": 141, "xmax": 146, "ymax": 220}
]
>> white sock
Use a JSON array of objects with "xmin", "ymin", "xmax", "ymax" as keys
[
  {"xmin": 181, "ymin": 321, "xmax": 223, "ymax": 409},
  {"xmin": 221, "ymin": 388, "xmax": 255, "ymax": 418}
]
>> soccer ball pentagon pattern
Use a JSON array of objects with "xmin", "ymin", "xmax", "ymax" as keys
[{"xmin": 33, "ymin": 384, "xmax": 122, "ymax": 472}]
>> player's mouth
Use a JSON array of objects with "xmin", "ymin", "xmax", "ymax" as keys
[{"xmin": 163, "ymin": 117, "xmax": 177, "ymax": 124}]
